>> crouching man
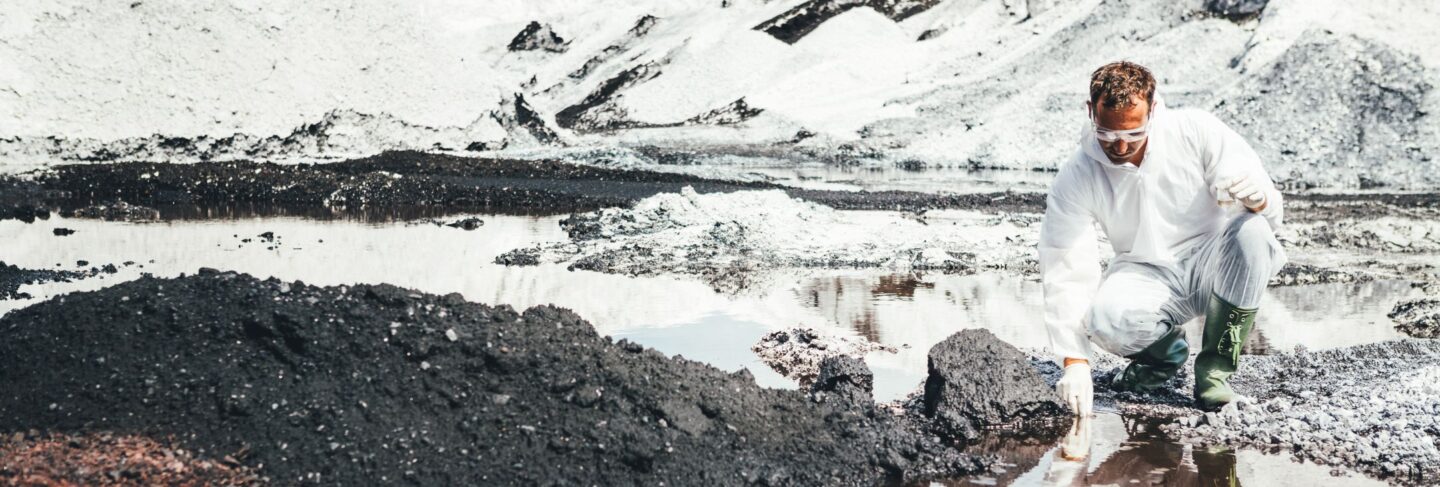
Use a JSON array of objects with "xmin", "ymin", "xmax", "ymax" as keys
[{"xmin": 1040, "ymin": 61, "xmax": 1287, "ymax": 414}]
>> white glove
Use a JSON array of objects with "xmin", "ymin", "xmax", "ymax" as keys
[
  {"xmin": 1220, "ymin": 174, "xmax": 1267, "ymax": 211},
  {"xmin": 1056, "ymin": 362, "xmax": 1093, "ymax": 417}
]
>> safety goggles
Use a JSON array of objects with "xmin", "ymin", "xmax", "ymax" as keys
[{"xmin": 1090, "ymin": 111, "xmax": 1152, "ymax": 143}]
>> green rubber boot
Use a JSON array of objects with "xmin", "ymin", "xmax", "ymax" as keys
[
  {"xmin": 1194, "ymin": 292, "xmax": 1257, "ymax": 411},
  {"xmin": 1111, "ymin": 323, "xmax": 1189, "ymax": 394}
]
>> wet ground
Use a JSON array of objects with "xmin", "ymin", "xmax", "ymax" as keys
[
  {"xmin": 3, "ymin": 154, "xmax": 1438, "ymax": 485},
  {"xmin": 0, "ymin": 211, "xmax": 1421, "ymax": 485}
]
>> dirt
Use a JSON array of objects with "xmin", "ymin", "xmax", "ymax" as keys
[
  {"xmin": 751, "ymin": 328, "xmax": 898, "ymax": 386},
  {"xmin": 0, "ymin": 152, "xmax": 1044, "ymax": 222},
  {"xmin": 0, "ymin": 270, "xmax": 1010, "ymax": 485},
  {"xmin": 0, "ymin": 432, "xmax": 263, "ymax": 486},
  {"xmin": 0, "ymin": 261, "xmax": 120, "ymax": 300},
  {"xmin": 1390, "ymin": 297, "xmax": 1440, "ymax": 339}
]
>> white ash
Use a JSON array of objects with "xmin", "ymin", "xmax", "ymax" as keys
[{"xmin": 752, "ymin": 328, "xmax": 897, "ymax": 385}]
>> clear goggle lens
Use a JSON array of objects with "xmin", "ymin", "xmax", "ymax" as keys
[{"xmin": 1093, "ymin": 125, "xmax": 1148, "ymax": 143}]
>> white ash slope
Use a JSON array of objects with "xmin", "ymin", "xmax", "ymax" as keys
[{"xmin": 5, "ymin": 0, "xmax": 1440, "ymax": 189}]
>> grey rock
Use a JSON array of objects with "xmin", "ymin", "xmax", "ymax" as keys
[
  {"xmin": 921, "ymin": 330, "xmax": 1066, "ymax": 443},
  {"xmin": 1204, "ymin": 0, "xmax": 1266, "ymax": 19},
  {"xmin": 810, "ymin": 355, "xmax": 874, "ymax": 405},
  {"xmin": 507, "ymin": 21, "xmax": 567, "ymax": 53}
]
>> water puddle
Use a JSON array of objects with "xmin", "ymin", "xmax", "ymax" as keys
[
  {"xmin": 1, "ymin": 213, "xmax": 1418, "ymax": 486},
  {"xmin": 933, "ymin": 413, "xmax": 1385, "ymax": 486}
]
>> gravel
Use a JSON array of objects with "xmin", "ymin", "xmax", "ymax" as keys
[{"xmin": 1156, "ymin": 340, "xmax": 1440, "ymax": 484}]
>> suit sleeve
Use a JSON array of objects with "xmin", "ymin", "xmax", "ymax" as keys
[
  {"xmin": 1038, "ymin": 158, "xmax": 1101, "ymax": 362},
  {"xmin": 1196, "ymin": 111, "xmax": 1285, "ymax": 230}
]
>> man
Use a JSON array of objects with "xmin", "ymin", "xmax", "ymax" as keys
[{"xmin": 1039, "ymin": 61, "xmax": 1286, "ymax": 415}]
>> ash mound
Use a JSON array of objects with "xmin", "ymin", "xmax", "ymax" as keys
[
  {"xmin": 1216, "ymin": 29, "xmax": 1439, "ymax": 189},
  {"xmin": 496, "ymin": 186, "xmax": 1039, "ymax": 285},
  {"xmin": 0, "ymin": 270, "xmax": 989, "ymax": 485}
]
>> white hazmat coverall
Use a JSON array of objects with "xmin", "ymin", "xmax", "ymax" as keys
[{"xmin": 1038, "ymin": 99, "xmax": 1287, "ymax": 362}]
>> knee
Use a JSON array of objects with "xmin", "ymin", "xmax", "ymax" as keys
[
  {"xmin": 1085, "ymin": 296, "xmax": 1167, "ymax": 356},
  {"xmin": 1223, "ymin": 213, "xmax": 1284, "ymax": 265}
]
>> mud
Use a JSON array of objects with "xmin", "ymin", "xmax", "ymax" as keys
[
  {"xmin": 0, "ymin": 261, "xmax": 118, "ymax": 300},
  {"xmin": 751, "ymin": 328, "xmax": 898, "ymax": 386},
  {"xmin": 0, "ymin": 271, "xmax": 1001, "ymax": 485},
  {"xmin": 1, "ymin": 154, "xmax": 1043, "ymax": 223}
]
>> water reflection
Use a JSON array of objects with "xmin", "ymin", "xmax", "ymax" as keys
[
  {"xmin": 694, "ymin": 164, "xmax": 1057, "ymax": 194},
  {"xmin": 789, "ymin": 273, "xmax": 1416, "ymax": 402},
  {"xmin": 938, "ymin": 413, "xmax": 1385, "ymax": 486}
]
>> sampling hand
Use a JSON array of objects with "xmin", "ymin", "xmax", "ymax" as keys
[
  {"xmin": 1056, "ymin": 361, "xmax": 1093, "ymax": 417},
  {"xmin": 1221, "ymin": 174, "xmax": 1267, "ymax": 211}
]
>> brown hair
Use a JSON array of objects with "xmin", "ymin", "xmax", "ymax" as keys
[{"xmin": 1089, "ymin": 61, "xmax": 1155, "ymax": 110}]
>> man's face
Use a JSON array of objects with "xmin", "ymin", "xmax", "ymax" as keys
[{"xmin": 1088, "ymin": 96, "xmax": 1151, "ymax": 163}]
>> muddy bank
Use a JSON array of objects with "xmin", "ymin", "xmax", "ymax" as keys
[
  {"xmin": 0, "ymin": 260, "xmax": 122, "ymax": 300},
  {"xmin": 0, "ymin": 270, "xmax": 1001, "ymax": 485},
  {"xmin": 1158, "ymin": 340, "xmax": 1440, "ymax": 484},
  {"xmin": 0, "ymin": 152, "xmax": 1041, "ymax": 222}
]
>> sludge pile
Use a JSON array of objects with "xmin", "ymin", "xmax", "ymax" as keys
[{"xmin": 0, "ymin": 270, "xmax": 1070, "ymax": 485}]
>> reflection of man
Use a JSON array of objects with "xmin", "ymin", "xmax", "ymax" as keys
[
  {"xmin": 1046, "ymin": 415, "xmax": 1241, "ymax": 486},
  {"xmin": 1040, "ymin": 62, "xmax": 1286, "ymax": 414}
]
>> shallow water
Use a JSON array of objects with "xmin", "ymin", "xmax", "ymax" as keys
[
  {"xmin": 1, "ymin": 213, "xmax": 1417, "ymax": 486},
  {"xmin": 660, "ymin": 163, "xmax": 1057, "ymax": 194}
]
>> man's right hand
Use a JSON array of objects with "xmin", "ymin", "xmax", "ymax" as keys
[{"xmin": 1057, "ymin": 360, "xmax": 1093, "ymax": 417}]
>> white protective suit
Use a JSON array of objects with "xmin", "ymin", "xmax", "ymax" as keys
[{"xmin": 1038, "ymin": 98, "xmax": 1286, "ymax": 361}]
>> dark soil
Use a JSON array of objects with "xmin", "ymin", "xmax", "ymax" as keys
[
  {"xmin": 917, "ymin": 331, "xmax": 1068, "ymax": 444},
  {"xmin": 0, "ymin": 152, "xmax": 1053, "ymax": 222},
  {"xmin": 0, "ymin": 261, "xmax": 118, "ymax": 300},
  {"xmin": 0, "ymin": 271, "xmax": 993, "ymax": 485},
  {"xmin": 1284, "ymin": 192, "xmax": 1440, "ymax": 223}
]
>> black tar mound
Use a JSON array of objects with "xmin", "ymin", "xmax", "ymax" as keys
[
  {"xmin": 0, "ymin": 271, "xmax": 988, "ymax": 485},
  {"xmin": 1, "ymin": 151, "xmax": 1044, "ymax": 222}
]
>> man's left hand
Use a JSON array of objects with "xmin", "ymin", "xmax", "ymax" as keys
[{"xmin": 1223, "ymin": 174, "xmax": 1267, "ymax": 212}]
